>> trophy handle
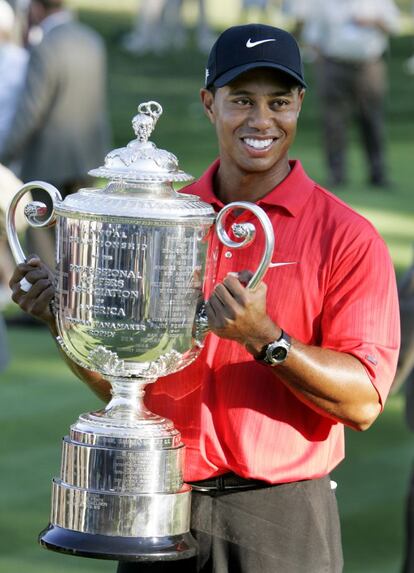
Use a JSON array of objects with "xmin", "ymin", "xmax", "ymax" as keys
[
  {"xmin": 6, "ymin": 181, "xmax": 62, "ymax": 265},
  {"xmin": 195, "ymin": 201, "xmax": 275, "ymax": 339},
  {"xmin": 215, "ymin": 201, "xmax": 274, "ymax": 289}
]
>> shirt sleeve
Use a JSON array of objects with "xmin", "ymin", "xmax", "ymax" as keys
[{"xmin": 320, "ymin": 234, "xmax": 400, "ymax": 407}]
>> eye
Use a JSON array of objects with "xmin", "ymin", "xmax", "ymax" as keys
[
  {"xmin": 232, "ymin": 97, "xmax": 252, "ymax": 106},
  {"xmin": 270, "ymin": 99, "xmax": 290, "ymax": 109}
]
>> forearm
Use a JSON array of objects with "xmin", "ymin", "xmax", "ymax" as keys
[
  {"xmin": 269, "ymin": 338, "xmax": 381, "ymax": 431},
  {"xmin": 245, "ymin": 322, "xmax": 379, "ymax": 430}
]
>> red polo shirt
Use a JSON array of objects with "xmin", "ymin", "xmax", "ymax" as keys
[{"xmin": 145, "ymin": 160, "xmax": 400, "ymax": 483}]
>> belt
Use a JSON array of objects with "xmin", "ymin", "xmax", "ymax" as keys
[{"xmin": 188, "ymin": 472, "xmax": 271, "ymax": 493}]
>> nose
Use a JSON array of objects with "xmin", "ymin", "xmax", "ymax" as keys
[{"xmin": 247, "ymin": 102, "xmax": 273, "ymax": 131}]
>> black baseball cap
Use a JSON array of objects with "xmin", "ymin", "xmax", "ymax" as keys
[{"xmin": 205, "ymin": 24, "xmax": 306, "ymax": 90}]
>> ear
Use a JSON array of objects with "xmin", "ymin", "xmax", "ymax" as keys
[
  {"xmin": 296, "ymin": 88, "xmax": 305, "ymax": 117},
  {"xmin": 200, "ymin": 88, "xmax": 216, "ymax": 124}
]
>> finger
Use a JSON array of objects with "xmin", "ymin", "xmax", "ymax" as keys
[
  {"xmin": 26, "ymin": 256, "xmax": 53, "ymax": 280},
  {"xmin": 28, "ymin": 284, "xmax": 54, "ymax": 317},
  {"xmin": 19, "ymin": 277, "xmax": 32, "ymax": 292},
  {"xmin": 18, "ymin": 278, "xmax": 52, "ymax": 313},
  {"xmin": 222, "ymin": 273, "xmax": 249, "ymax": 303},
  {"xmin": 26, "ymin": 255, "xmax": 53, "ymax": 279},
  {"xmin": 204, "ymin": 299, "xmax": 216, "ymax": 322},
  {"xmin": 9, "ymin": 257, "xmax": 52, "ymax": 288},
  {"xmin": 212, "ymin": 283, "xmax": 238, "ymax": 310},
  {"xmin": 205, "ymin": 294, "xmax": 221, "ymax": 315},
  {"xmin": 205, "ymin": 291, "xmax": 229, "ymax": 320},
  {"xmin": 24, "ymin": 276, "xmax": 52, "ymax": 299},
  {"xmin": 26, "ymin": 254, "xmax": 41, "ymax": 265},
  {"xmin": 208, "ymin": 292, "xmax": 237, "ymax": 325},
  {"xmin": 16, "ymin": 269, "xmax": 49, "ymax": 294},
  {"xmin": 18, "ymin": 277, "xmax": 51, "ymax": 303},
  {"xmin": 9, "ymin": 263, "xmax": 34, "ymax": 285},
  {"xmin": 237, "ymin": 269, "xmax": 254, "ymax": 286},
  {"xmin": 24, "ymin": 267, "xmax": 51, "ymax": 284}
]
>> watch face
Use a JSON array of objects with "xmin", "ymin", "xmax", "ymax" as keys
[{"xmin": 271, "ymin": 346, "xmax": 288, "ymax": 362}]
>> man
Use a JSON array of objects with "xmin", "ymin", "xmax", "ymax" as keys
[
  {"xmin": 285, "ymin": 0, "xmax": 400, "ymax": 188},
  {"xmin": 0, "ymin": 0, "xmax": 28, "ymax": 163},
  {"xmin": 123, "ymin": 0, "xmax": 215, "ymax": 55},
  {"xmin": 9, "ymin": 24, "xmax": 400, "ymax": 573},
  {"xmin": 0, "ymin": 0, "xmax": 111, "ymax": 267}
]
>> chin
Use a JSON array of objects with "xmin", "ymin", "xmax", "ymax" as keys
[{"xmin": 239, "ymin": 158, "xmax": 281, "ymax": 174}]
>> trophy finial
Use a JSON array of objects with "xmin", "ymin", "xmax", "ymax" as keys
[
  {"xmin": 132, "ymin": 101, "xmax": 163, "ymax": 143},
  {"xmin": 89, "ymin": 100, "xmax": 193, "ymax": 182}
]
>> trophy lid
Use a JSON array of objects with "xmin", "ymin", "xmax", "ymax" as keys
[
  {"xmin": 89, "ymin": 101, "xmax": 193, "ymax": 184},
  {"xmin": 55, "ymin": 101, "xmax": 215, "ymax": 220}
]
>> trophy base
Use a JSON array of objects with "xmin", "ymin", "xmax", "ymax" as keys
[{"xmin": 39, "ymin": 524, "xmax": 198, "ymax": 562}]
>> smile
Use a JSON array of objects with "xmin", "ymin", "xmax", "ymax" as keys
[{"xmin": 242, "ymin": 137, "xmax": 274, "ymax": 150}]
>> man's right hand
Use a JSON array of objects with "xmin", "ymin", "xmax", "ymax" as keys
[{"xmin": 9, "ymin": 255, "xmax": 55, "ymax": 327}]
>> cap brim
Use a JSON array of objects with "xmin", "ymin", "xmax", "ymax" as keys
[{"xmin": 211, "ymin": 62, "xmax": 307, "ymax": 89}]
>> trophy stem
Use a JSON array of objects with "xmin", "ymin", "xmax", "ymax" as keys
[{"xmin": 104, "ymin": 377, "xmax": 158, "ymax": 422}]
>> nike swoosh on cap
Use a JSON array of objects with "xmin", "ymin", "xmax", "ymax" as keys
[{"xmin": 246, "ymin": 38, "xmax": 276, "ymax": 48}]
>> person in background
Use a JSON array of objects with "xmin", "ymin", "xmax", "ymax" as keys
[
  {"xmin": 0, "ymin": 0, "xmax": 28, "ymax": 324},
  {"xmin": 286, "ymin": 0, "xmax": 400, "ymax": 189},
  {"xmin": 0, "ymin": 163, "xmax": 30, "ymax": 309},
  {"xmin": 123, "ymin": 0, "xmax": 215, "ymax": 55},
  {"xmin": 0, "ymin": 0, "xmax": 28, "ymax": 175},
  {"xmin": 0, "ymin": 0, "xmax": 111, "ymax": 269},
  {"xmin": 9, "ymin": 23, "xmax": 400, "ymax": 573}
]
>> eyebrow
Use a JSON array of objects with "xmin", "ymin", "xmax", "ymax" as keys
[{"xmin": 227, "ymin": 88, "xmax": 294, "ymax": 97}]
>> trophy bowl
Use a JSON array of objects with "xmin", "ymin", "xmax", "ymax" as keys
[{"xmin": 6, "ymin": 101, "xmax": 274, "ymax": 562}]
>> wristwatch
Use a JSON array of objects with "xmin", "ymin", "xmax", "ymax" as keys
[{"xmin": 255, "ymin": 330, "xmax": 292, "ymax": 366}]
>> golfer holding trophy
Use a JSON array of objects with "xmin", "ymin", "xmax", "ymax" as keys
[
  {"xmin": 6, "ymin": 100, "xmax": 274, "ymax": 563},
  {"xmin": 7, "ymin": 23, "xmax": 400, "ymax": 573}
]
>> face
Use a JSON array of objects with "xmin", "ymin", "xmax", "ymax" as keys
[{"xmin": 200, "ymin": 68, "xmax": 305, "ymax": 177}]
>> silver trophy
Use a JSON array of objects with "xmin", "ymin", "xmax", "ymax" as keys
[{"xmin": 6, "ymin": 101, "xmax": 274, "ymax": 563}]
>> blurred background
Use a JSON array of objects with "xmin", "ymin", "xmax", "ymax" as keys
[{"xmin": 0, "ymin": 0, "xmax": 413, "ymax": 572}]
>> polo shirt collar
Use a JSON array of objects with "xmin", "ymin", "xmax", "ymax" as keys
[{"xmin": 189, "ymin": 159, "xmax": 315, "ymax": 217}]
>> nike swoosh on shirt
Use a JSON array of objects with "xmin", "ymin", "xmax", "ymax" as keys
[
  {"xmin": 246, "ymin": 38, "xmax": 276, "ymax": 48},
  {"xmin": 268, "ymin": 261, "xmax": 297, "ymax": 268}
]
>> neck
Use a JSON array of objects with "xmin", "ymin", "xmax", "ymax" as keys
[{"xmin": 215, "ymin": 159, "xmax": 291, "ymax": 204}]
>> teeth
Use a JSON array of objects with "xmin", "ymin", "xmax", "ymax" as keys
[{"xmin": 244, "ymin": 138, "xmax": 273, "ymax": 150}]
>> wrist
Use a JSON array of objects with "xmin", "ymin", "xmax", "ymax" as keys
[
  {"xmin": 244, "ymin": 320, "xmax": 281, "ymax": 357},
  {"xmin": 254, "ymin": 329, "xmax": 292, "ymax": 366}
]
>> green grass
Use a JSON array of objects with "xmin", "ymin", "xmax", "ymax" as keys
[
  {"xmin": 1, "ymin": 4, "xmax": 414, "ymax": 572},
  {"xmin": 0, "ymin": 328, "xmax": 114, "ymax": 573}
]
